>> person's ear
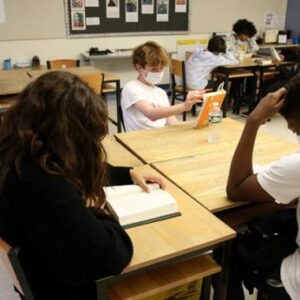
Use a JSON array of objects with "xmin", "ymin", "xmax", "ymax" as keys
[{"xmin": 135, "ymin": 64, "xmax": 143, "ymax": 72}]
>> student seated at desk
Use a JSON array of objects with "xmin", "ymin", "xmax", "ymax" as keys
[
  {"xmin": 226, "ymin": 19, "xmax": 259, "ymax": 55},
  {"xmin": 121, "ymin": 41, "xmax": 204, "ymax": 132},
  {"xmin": 185, "ymin": 36, "xmax": 238, "ymax": 90},
  {"xmin": 226, "ymin": 75, "xmax": 300, "ymax": 300},
  {"xmin": 0, "ymin": 71, "xmax": 163, "ymax": 300}
]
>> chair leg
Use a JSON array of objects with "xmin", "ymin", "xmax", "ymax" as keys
[
  {"xmin": 192, "ymin": 105, "xmax": 196, "ymax": 116},
  {"xmin": 183, "ymin": 112, "xmax": 186, "ymax": 121}
]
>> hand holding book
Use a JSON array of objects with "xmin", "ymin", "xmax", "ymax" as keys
[{"xmin": 129, "ymin": 169, "xmax": 166, "ymax": 193}]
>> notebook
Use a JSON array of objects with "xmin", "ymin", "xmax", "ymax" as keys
[
  {"xmin": 104, "ymin": 184, "xmax": 181, "ymax": 228},
  {"xmin": 194, "ymin": 83, "xmax": 226, "ymax": 128}
]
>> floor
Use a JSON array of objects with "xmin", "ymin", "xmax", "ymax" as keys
[{"xmin": 0, "ymin": 99, "xmax": 295, "ymax": 300}]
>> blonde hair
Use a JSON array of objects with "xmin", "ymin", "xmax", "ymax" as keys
[{"xmin": 132, "ymin": 41, "xmax": 170, "ymax": 68}]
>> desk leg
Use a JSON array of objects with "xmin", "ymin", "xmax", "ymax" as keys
[
  {"xmin": 257, "ymin": 67, "xmax": 264, "ymax": 103},
  {"xmin": 116, "ymin": 80, "xmax": 122, "ymax": 133},
  {"xmin": 200, "ymin": 275, "xmax": 212, "ymax": 300},
  {"xmin": 213, "ymin": 240, "xmax": 232, "ymax": 300},
  {"xmin": 222, "ymin": 74, "xmax": 229, "ymax": 118},
  {"xmin": 97, "ymin": 280, "xmax": 109, "ymax": 300}
]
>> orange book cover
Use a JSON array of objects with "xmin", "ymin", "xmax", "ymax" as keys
[{"xmin": 194, "ymin": 88, "xmax": 226, "ymax": 128}]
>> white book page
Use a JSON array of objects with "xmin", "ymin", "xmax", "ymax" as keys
[
  {"xmin": 104, "ymin": 183, "xmax": 160, "ymax": 199},
  {"xmin": 106, "ymin": 188, "xmax": 178, "ymax": 226}
]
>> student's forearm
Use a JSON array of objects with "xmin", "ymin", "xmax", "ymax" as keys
[
  {"xmin": 227, "ymin": 117, "xmax": 260, "ymax": 194},
  {"xmin": 146, "ymin": 103, "xmax": 186, "ymax": 121}
]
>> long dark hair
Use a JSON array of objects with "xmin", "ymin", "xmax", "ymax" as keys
[{"xmin": 0, "ymin": 71, "xmax": 108, "ymax": 209}]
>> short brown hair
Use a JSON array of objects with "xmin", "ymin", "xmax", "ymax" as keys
[{"xmin": 132, "ymin": 41, "xmax": 170, "ymax": 68}]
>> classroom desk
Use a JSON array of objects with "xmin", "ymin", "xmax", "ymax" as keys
[
  {"xmin": 115, "ymin": 118, "xmax": 283, "ymax": 164},
  {"xmin": 0, "ymin": 69, "xmax": 32, "ymax": 96},
  {"xmin": 98, "ymin": 164, "xmax": 235, "ymax": 300},
  {"xmin": 102, "ymin": 135, "xmax": 143, "ymax": 167},
  {"xmin": 152, "ymin": 139, "xmax": 297, "ymax": 213},
  {"xmin": 115, "ymin": 118, "xmax": 297, "ymax": 213},
  {"xmin": 214, "ymin": 59, "xmax": 298, "ymax": 115}
]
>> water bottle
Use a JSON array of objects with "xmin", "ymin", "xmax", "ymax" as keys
[{"xmin": 208, "ymin": 102, "xmax": 222, "ymax": 144}]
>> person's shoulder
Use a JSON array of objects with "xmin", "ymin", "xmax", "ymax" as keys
[{"xmin": 272, "ymin": 152, "xmax": 300, "ymax": 174}]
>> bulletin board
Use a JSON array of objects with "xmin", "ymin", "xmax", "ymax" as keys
[{"xmin": 65, "ymin": 0, "xmax": 189, "ymax": 38}]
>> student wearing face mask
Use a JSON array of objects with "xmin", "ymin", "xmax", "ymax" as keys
[{"xmin": 121, "ymin": 41, "xmax": 205, "ymax": 132}]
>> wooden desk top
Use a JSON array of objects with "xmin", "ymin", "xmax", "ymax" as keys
[
  {"xmin": 115, "ymin": 118, "xmax": 284, "ymax": 164},
  {"xmin": 152, "ymin": 133, "xmax": 297, "ymax": 213},
  {"xmin": 27, "ymin": 66, "xmax": 120, "ymax": 82},
  {"xmin": 0, "ymin": 69, "xmax": 32, "ymax": 96},
  {"xmin": 102, "ymin": 135, "xmax": 143, "ymax": 167},
  {"xmin": 123, "ymin": 165, "xmax": 235, "ymax": 273}
]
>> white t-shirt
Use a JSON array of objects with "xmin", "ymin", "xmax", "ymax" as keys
[
  {"xmin": 121, "ymin": 80, "xmax": 171, "ymax": 132},
  {"xmin": 257, "ymin": 153, "xmax": 300, "ymax": 300}
]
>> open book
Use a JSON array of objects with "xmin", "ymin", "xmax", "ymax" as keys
[
  {"xmin": 194, "ymin": 83, "xmax": 226, "ymax": 128},
  {"xmin": 104, "ymin": 184, "xmax": 181, "ymax": 228}
]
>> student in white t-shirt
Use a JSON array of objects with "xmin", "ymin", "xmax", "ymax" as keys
[
  {"xmin": 121, "ymin": 41, "xmax": 205, "ymax": 132},
  {"xmin": 227, "ymin": 75, "xmax": 300, "ymax": 300},
  {"xmin": 185, "ymin": 36, "xmax": 238, "ymax": 90}
]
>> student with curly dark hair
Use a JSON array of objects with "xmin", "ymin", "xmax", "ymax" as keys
[
  {"xmin": 226, "ymin": 19, "xmax": 259, "ymax": 54},
  {"xmin": 0, "ymin": 71, "xmax": 163, "ymax": 300}
]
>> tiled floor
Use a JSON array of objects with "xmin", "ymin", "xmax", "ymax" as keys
[{"xmin": 1, "ymin": 100, "xmax": 295, "ymax": 300}]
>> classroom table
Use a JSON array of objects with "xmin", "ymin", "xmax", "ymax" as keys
[
  {"xmin": 115, "ymin": 118, "xmax": 298, "ymax": 214},
  {"xmin": 0, "ymin": 69, "xmax": 33, "ymax": 96},
  {"xmin": 115, "ymin": 118, "xmax": 284, "ymax": 164},
  {"xmin": 102, "ymin": 135, "xmax": 143, "ymax": 167},
  {"xmin": 96, "ymin": 164, "xmax": 235, "ymax": 300},
  {"xmin": 214, "ymin": 59, "xmax": 298, "ymax": 116}
]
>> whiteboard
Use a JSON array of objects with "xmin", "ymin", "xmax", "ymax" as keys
[{"xmin": 0, "ymin": 0, "xmax": 65, "ymax": 41}]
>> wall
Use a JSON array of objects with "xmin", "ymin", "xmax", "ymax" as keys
[
  {"xmin": 0, "ymin": 0, "xmax": 288, "ymax": 85},
  {"xmin": 286, "ymin": 0, "xmax": 300, "ymax": 38}
]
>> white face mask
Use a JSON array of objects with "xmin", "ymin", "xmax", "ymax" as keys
[{"xmin": 144, "ymin": 70, "xmax": 164, "ymax": 85}]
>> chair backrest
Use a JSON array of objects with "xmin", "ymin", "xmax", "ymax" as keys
[
  {"xmin": 46, "ymin": 59, "xmax": 80, "ymax": 69},
  {"xmin": 80, "ymin": 73, "xmax": 104, "ymax": 95},
  {"xmin": 0, "ymin": 238, "xmax": 35, "ymax": 300},
  {"xmin": 185, "ymin": 51, "xmax": 193, "ymax": 61},
  {"xmin": 170, "ymin": 58, "xmax": 187, "ymax": 92}
]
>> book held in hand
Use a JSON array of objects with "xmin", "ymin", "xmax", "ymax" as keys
[
  {"xmin": 104, "ymin": 184, "xmax": 181, "ymax": 228},
  {"xmin": 194, "ymin": 83, "xmax": 226, "ymax": 128}
]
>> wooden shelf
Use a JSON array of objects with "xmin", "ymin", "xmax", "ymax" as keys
[{"xmin": 109, "ymin": 254, "xmax": 220, "ymax": 300}]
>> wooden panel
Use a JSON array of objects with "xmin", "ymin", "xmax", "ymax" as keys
[
  {"xmin": 115, "ymin": 118, "xmax": 286, "ymax": 164},
  {"xmin": 102, "ymin": 136, "xmax": 142, "ymax": 167},
  {"xmin": 109, "ymin": 255, "xmax": 220, "ymax": 300},
  {"xmin": 152, "ymin": 138, "xmax": 297, "ymax": 212},
  {"xmin": 122, "ymin": 165, "xmax": 235, "ymax": 273}
]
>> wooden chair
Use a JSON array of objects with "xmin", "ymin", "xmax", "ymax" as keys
[
  {"xmin": 80, "ymin": 73, "xmax": 104, "ymax": 95},
  {"xmin": 0, "ymin": 238, "xmax": 35, "ymax": 300},
  {"xmin": 46, "ymin": 59, "xmax": 80, "ymax": 69},
  {"xmin": 170, "ymin": 58, "xmax": 190, "ymax": 121},
  {"xmin": 170, "ymin": 58, "xmax": 212, "ymax": 121}
]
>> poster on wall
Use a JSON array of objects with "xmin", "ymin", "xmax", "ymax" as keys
[
  {"xmin": 71, "ymin": 11, "xmax": 86, "ymax": 30},
  {"xmin": 126, "ymin": 0, "xmax": 138, "ymax": 22},
  {"xmin": 157, "ymin": 0, "xmax": 169, "ymax": 22},
  {"xmin": 264, "ymin": 11, "xmax": 274, "ymax": 27},
  {"xmin": 71, "ymin": 0, "xmax": 85, "ymax": 9},
  {"xmin": 106, "ymin": 0, "xmax": 120, "ymax": 18},
  {"xmin": 0, "ymin": 0, "xmax": 6, "ymax": 23},
  {"xmin": 86, "ymin": 17, "xmax": 100, "ymax": 26},
  {"xmin": 142, "ymin": 0, "xmax": 154, "ymax": 14},
  {"xmin": 175, "ymin": 0, "xmax": 186, "ymax": 13}
]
